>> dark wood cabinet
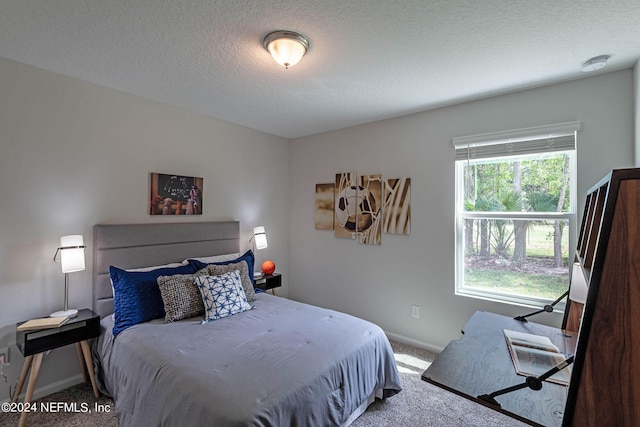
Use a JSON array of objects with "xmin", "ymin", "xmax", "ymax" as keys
[
  {"xmin": 561, "ymin": 168, "xmax": 640, "ymax": 425},
  {"xmin": 423, "ymin": 168, "xmax": 640, "ymax": 426}
]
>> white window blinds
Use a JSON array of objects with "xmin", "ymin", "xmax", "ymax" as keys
[{"xmin": 453, "ymin": 121, "xmax": 580, "ymax": 161}]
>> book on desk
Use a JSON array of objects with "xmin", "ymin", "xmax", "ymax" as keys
[
  {"xmin": 17, "ymin": 316, "xmax": 69, "ymax": 331},
  {"xmin": 503, "ymin": 329, "xmax": 572, "ymax": 386}
]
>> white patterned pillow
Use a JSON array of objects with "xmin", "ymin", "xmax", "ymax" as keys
[{"xmin": 194, "ymin": 271, "xmax": 252, "ymax": 321}]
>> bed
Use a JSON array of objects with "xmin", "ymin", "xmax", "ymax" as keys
[{"xmin": 91, "ymin": 222, "xmax": 402, "ymax": 426}]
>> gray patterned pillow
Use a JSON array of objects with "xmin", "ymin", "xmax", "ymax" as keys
[
  {"xmin": 204, "ymin": 260, "xmax": 256, "ymax": 302},
  {"xmin": 157, "ymin": 272, "xmax": 206, "ymax": 322}
]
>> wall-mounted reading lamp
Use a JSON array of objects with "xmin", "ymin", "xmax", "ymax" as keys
[{"xmin": 250, "ymin": 226, "xmax": 268, "ymax": 251}]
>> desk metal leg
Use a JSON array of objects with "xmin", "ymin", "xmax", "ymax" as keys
[{"xmin": 19, "ymin": 352, "xmax": 43, "ymax": 427}]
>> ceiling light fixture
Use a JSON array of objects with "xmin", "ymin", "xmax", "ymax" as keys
[
  {"xmin": 263, "ymin": 30, "xmax": 309, "ymax": 69},
  {"xmin": 581, "ymin": 55, "xmax": 610, "ymax": 72}
]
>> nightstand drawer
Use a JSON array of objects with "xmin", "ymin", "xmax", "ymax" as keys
[{"xmin": 254, "ymin": 273, "xmax": 282, "ymax": 291}]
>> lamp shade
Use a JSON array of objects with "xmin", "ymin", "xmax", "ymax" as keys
[
  {"xmin": 569, "ymin": 262, "xmax": 589, "ymax": 304},
  {"xmin": 253, "ymin": 226, "xmax": 268, "ymax": 250},
  {"xmin": 263, "ymin": 31, "xmax": 309, "ymax": 69},
  {"xmin": 60, "ymin": 235, "xmax": 86, "ymax": 273}
]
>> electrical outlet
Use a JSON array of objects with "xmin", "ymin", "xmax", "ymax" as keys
[
  {"xmin": 0, "ymin": 347, "xmax": 9, "ymax": 364},
  {"xmin": 411, "ymin": 305, "xmax": 420, "ymax": 319}
]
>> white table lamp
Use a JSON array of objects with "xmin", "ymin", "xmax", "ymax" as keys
[{"xmin": 51, "ymin": 234, "xmax": 86, "ymax": 318}]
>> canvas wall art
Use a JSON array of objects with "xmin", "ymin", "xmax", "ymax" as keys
[
  {"xmin": 383, "ymin": 178, "xmax": 411, "ymax": 235},
  {"xmin": 315, "ymin": 183, "xmax": 335, "ymax": 230},
  {"xmin": 356, "ymin": 174, "xmax": 383, "ymax": 245},
  {"xmin": 150, "ymin": 173, "xmax": 203, "ymax": 215},
  {"xmin": 322, "ymin": 173, "xmax": 411, "ymax": 244},
  {"xmin": 334, "ymin": 172, "xmax": 358, "ymax": 239}
]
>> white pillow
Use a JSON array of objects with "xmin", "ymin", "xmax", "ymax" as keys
[
  {"xmin": 184, "ymin": 253, "xmax": 241, "ymax": 264},
  {"xmin": 127, "ymin": 261, "xmax": 187, "ymax": 272}
]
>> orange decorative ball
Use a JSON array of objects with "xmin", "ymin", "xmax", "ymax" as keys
[{"xmin": 261, "ymin": 260, "xmax": 276, "ymax": 275}]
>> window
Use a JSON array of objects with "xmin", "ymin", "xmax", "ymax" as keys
[{"xmin": 454, "ymin": 122, "xmax": 579, "ymax": 308}]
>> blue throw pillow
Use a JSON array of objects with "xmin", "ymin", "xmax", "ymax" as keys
[
  {"xmin": 110, "ymin": 264, "xmax": 196, "ymax": 336},
  {"xmin": 188, "ymin": 250, "xmax": 256, "ymax": 285}
]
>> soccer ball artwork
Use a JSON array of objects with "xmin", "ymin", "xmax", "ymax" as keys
[{"xmin": 336, "ymin": 185, "xmax": 377, "ymax": 232}]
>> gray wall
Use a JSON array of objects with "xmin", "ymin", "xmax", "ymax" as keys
[
  {"xmin": 0, "ymin": 57, "xmax": 290, "ymax": 400},
  {"xmin": 289, "ymin": 70, "xmax": 635, "ymax": 352}
]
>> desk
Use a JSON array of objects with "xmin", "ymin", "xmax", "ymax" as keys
[
  {"xmin": 422, "ymin": 311, "xmax": 576, "ymax": 427},
  {"xmin": 12, "ymin": 309, "xmax": 100, "ymax": 427}
]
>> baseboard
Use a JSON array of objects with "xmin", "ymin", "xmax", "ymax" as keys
[
  {"xmin": 384, "ymin": 331, "xmax": 444, "ymax": 354},
  {"xmin": 0, "ymin": 374, "xmax": 84, "ymax": 405}
]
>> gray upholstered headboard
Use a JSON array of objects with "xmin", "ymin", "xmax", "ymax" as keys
[{"xmin": 93, "ymin": 221, "xmax": 240, "ymax": 319}]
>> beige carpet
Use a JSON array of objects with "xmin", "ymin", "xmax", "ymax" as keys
[
  {"xmin": 0, "ymin": 383, "xmax": 117, "ymax": 427},
  {"xmin": 1, "ymin": 340, "xmax": 528, "ymax": 427}
]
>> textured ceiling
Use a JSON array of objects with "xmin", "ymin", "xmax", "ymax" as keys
[{"xmin": 1, "ymin": 1, "xmax": 639, "ymax": 139}]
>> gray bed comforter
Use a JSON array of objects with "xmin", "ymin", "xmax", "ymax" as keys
[{"xmin": 93, "ymin": 293, "xmax": 402, "ymax": 426}]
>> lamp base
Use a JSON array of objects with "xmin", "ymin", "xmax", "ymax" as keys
[{"xmin": 50, "ymin": 309, "xmax": 78, "ymax": 318}]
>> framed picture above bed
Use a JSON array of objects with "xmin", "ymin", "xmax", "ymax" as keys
[{"xmin": 150, "ymin": 172, "xmax": 203, "ymax": 215}]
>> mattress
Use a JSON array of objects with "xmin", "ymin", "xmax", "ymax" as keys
[{"xmin": 93, "ymin": 292, "xmax": 402, "ymax": 426}]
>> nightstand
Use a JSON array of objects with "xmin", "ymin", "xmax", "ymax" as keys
[
  {"xmin": 12, "ymin": 309, "xmax": 100, "ymax": 427},
  {"xmin": 254, "ymin": 273, "xmax": 282, "ymax": 295}
]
